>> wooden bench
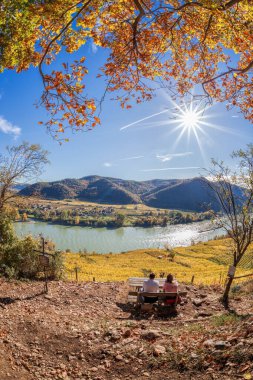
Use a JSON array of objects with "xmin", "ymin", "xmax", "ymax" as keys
[
  {"xmin": 128, "ymin": 277, "xmax": 166, "ymax": 303},
  {"xmin": 128, "ymin": 277, "xmax": 187, "ymax": 311}
]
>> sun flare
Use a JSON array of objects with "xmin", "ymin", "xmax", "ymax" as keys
[
  {"xmin": 181, "ymin": 109, "xmax": 201, "ymax": 129},
  {"xmin": 175, "ymin": 103, "xmax": 203, "ymax": 130},
  {"xmin": 120, "ymin": 96, "xmax": 234, "ymax": 162},
  {"xmin": 169, "ymin": 100, "xmax": 211, "ymax": 159}
]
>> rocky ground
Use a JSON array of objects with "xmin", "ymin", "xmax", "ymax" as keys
[{"xmin": 0, "ymin": 279, "xmax": 252, "ymax": 380}]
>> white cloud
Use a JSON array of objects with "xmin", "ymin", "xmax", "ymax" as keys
[
  {"xmin": 103, "ymin": 156, "xmax": 144, "ymax": 167},
  {"xmin": 91, "ymin": 42, "xmax": 98, "ymax": 54},
  {"xmin": 103, "ymin": 162, "xmax": 113, "ymax": 167},
  {"xmin": 120, "ymin": 155, "xmax": 144, "ymax": 161},
  {"xmin": 156, "ymin": 151, "xmax": 193, "ymax": 162},
  {"xmin": 141, "ymin": 166, "xmax": 200, "ymax": 172},
  {"xmin": 156, "ymin": 155, "xmax": 172, "ymax": 162},
  {"xmin": 0, "ymin": 116, "xmax": 21, "ymax": 137}
]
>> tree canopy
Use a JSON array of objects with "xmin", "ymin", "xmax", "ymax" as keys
[
  {"xmin": 0, "ymin": 1, "xmax": 252, "ymax": 137},
  {"xmin": 0, "ymin": 142, "xmax": 49, "ymax": 210}
]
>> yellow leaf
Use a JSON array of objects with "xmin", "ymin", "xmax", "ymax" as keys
[{"xmin": 244, "ymin": 374, "xmax": 252, "ymax": 380}]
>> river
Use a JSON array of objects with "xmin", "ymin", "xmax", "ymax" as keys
[{"xmin": 14, "ymin": 220, "xmax": 225, "ymax": 253}]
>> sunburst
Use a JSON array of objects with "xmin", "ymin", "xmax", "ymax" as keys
[
  {"xmin": 120, "ymin": 96, "xmax": 239, "ymax": 161},
  {"xmin": 177, "ymin": 104, "xmax": 204, "ymax": 130}
]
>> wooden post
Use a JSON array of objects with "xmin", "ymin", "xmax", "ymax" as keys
[
  {"xmin": 35, "ymin": 235, "xmax": 56, "ymax": 294},
  {"xmin": 75, "ymin": 267, "xmax": 78, "ymax": 282},
  {"xmin": 191, "ymin": 275, "xmax": 195, "ymax": 284},
  {"xmin": 42, "ymin": 237, "xmax": 48, "ymax": 293},
  {"xmin": 44, "ymin": 265, "xmax": 48, "ymax": 293},
  {"xmin": 93, "ymin": 277, "xmax": 95, "ymax": 282}
]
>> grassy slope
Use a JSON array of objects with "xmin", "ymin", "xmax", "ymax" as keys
[{"xmin": 64, "ymin": 238, "xmax": 253, "ymax": 284}]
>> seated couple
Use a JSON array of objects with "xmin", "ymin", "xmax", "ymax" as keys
[{"xmin": 142, "ymin": 273, "xmax": 179, "ymax": 305}]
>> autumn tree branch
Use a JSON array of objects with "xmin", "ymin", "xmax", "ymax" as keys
[{"xmin": 39, "ymin": 0, "xmax": 93, "ymax": 86}]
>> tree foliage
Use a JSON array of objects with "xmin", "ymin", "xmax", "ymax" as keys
[
  {"xmin": 0, "ymin": 142, "xmax": 49, "ymax": 211},
  {"xmin": 0, "ymin": 1, "xmax": 252, "ymax": 137},
  {"xmin": 0, "ymin": 211, "xmax": 63, "ymax": 279},
  {"xmin": 204, "ymin": 144, "xmax": 253, "ymax": 305}
]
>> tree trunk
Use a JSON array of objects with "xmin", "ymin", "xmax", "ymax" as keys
[{"xmin": 222, "ymin": 276, "xmax": 234, "ymax": 307}]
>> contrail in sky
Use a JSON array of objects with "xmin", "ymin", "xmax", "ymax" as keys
[
  {"xmin": 141, "ymin": 166, "xmax": 200, "ymax": 172},
  {"xmin": 120, "ymin": 109, "xmax": 169, "ymax": 131}
]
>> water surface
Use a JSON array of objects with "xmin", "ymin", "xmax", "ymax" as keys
[{"xmin": 14, "ymin": 220, "xmax": 225, "ymax": 253}]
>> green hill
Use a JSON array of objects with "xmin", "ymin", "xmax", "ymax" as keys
[{"xmin": 20, "ymin": 175, "xmax": 236, "ymax": 212}]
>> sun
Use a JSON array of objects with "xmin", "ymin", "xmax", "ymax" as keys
[
  {"xmin": 181, "ymin": 109, "xmax": 200, "ymax": 128},
  {"xmin": 168, "ymin": 99, "xmax": 211, "ymax": 159},
  {"xmin": 176, "ymin": 103, "xmax": 203, "ymax": 130},
  {"xmin": 120, "ymin": 96, "xmax": 232, "ymax": 162}
]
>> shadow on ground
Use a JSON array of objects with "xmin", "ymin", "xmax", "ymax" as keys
[
  {"xmin": 116, "ymin": 302, "xmax": 178, "ymax": 320},
  {"xmin": 0, "ymin": 291, "xmax": 45, "ymax": 308}
]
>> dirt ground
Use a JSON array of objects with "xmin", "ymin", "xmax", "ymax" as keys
[{"xmin": 0, "ymin": 279, "xmax": 252, "ymax": 380}]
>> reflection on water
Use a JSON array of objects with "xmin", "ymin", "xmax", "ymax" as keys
[{"xmin": 14, "ymin": 220, "xmax": 225, "ymax": 253}]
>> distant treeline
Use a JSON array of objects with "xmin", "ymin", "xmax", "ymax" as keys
[{"xmin": 17, "ymin": 207, "xmax": 212, "ymax": 228}]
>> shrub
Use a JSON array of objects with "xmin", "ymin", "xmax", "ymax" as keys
[
  {"xmin": 47, "ymin": 250, "xmax": 64, "ymax": 280},
  {"xmin": 164, "ymin": 244, "xmax": 176, "ymax": 261},
  {"xmin": 114, "ymin": 213, "xmax": 125, "ymax": 227},
  {"xmin": 142, "ymin": 268, "xmax": 153, "ymax": 277},
  {"xmin": 211, "ymin": 313, "xmax": 242, "ymax": 327},
  {"xmin": 231, "ymin": 285, "xmax": 241, "ymax": 293},
  {"xmin": 1, "ymin": 235, "xmax": 39, "ymax": 278},
  {"xmin": 0, "ymin": 211, "xmax": 63, "ymax": 280}
]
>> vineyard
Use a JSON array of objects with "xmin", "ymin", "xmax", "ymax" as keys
[{"xmin": 64, "ymin": 238, "xmax": 253, "ymax": 285}]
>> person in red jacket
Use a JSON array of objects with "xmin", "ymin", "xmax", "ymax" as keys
[{"xmin": 163, "ymin": 274, "xmax": 180, "ymax": 305}]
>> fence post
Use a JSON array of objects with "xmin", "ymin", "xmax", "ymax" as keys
[
  {"xmin": 93, "ymin": 277, "xmax": 95, "ymax": 282},
  {"xmin": 75, "ymin": 267, "xmax": 78, "ymax": 282},
  {"xmin": 191, "ymin": 275, "xmax": 195, "ymax": 284}
]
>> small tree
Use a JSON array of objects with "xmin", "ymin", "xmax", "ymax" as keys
[
  {"xmin": 74, "ymin": 216, "xmax": 80, "ymax": 225},
  {"xmin": 164, "ymin": 243, "xmax": 176, "ymax": 262},
  {"xmin": 114, "ymin": 213, "xmax": 125, "ymax": 227},
  {"xmin": 22, "ymin": 212, "xmax": 28, "ymax": 222},
  {"xmin": 204, "ymin": 145, "xmax": 253, "ymax": 306},
  {"xmin": 0, "ymin": 142, "xmax": 49, "ymax": 211}
]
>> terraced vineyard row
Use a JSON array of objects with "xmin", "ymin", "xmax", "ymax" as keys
[{"xmin": 64, "ymin": 238, "xmax": 253, "ymax": 285}]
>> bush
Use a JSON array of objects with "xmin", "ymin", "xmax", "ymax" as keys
[
  {"xmin": 47, "ymin": 250, "xmax": 64, "ymax": 280},
  {"xmin": 1, "ymin": 235, "xmax": 39, "ymax": 278},
  {"xmin": 0, "ymin": 211, "xmax": 63, "ymax": 280},
  {"xmin": 164, "ymin": 243, "xmax": 176, "ymax": 261}
]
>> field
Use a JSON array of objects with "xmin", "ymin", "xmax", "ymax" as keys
[{"xmin": 64, "ymin": 238, "xmax": 253, "ymax": 285}]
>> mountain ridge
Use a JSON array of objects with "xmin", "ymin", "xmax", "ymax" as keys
[{"xmin": 20, "ymin": 175, "xmax": 221, "ymax": 212}]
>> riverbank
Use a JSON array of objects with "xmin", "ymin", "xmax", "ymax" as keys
[
  {"xmin": 17, "ymin": 197, "xmax": 212, "ymax": 229},
  {"xmin": 64, "ymin": 238, "xmax": 253, "ymax": 285}
]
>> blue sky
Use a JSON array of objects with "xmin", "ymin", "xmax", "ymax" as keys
[{"xmin": 0, "ymin": 45, "xmax": 252, "ymax": 183}]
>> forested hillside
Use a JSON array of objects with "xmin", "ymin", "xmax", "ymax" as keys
[{"xmin": 20, "ymin": 176, "xmax": 223, "ymax": 212}]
